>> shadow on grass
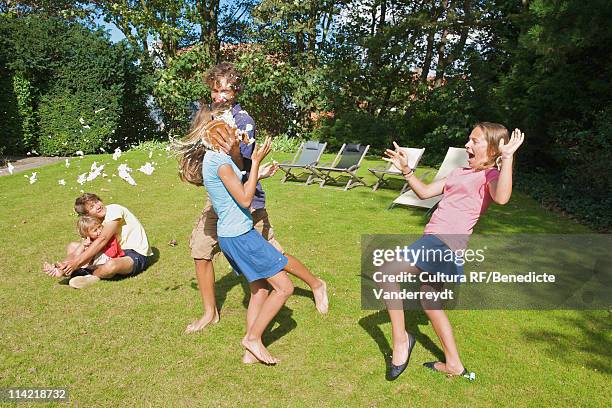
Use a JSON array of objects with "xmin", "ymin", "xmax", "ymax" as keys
[
  {"xmin": 359, "ymin": 310, "xmax": 444, "ymax": 367},
  {"xmin": 522, "ymin": 311, "xmax": 612, "ymax": 374},
  {"xmin": 188, "ymin": 268, "xmax": 316, "ymax": 347}
]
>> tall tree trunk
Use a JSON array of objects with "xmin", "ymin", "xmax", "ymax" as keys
[
  {"xmin": 320, "ymin": 1, "xmax": 336, "ymax": 50},
  {"xmin": 433, "ymin": 0, "xmax": 451, "ymax": 87},
  {"xmin": 198, "ymin": 0, "xmax": 221, "ymax": 63},
  {"xmin": 379, "ymin": 0, "xmax": 386, "ymax": 29},
  {"xmin": 421, "ymin": 28, "xmax": 435, "ymax": 83},
  {"xmin": 442, "ymin": 0, "xmax": 471, "ymax": 77}
]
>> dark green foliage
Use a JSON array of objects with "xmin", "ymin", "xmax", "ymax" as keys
[
  {"xmin": 0, "ymin": 14, "xmax": 157, "ymax": 156},
  {"xmin": 312, "ymin": 111, "xmax": 398, "ymax": 155}
]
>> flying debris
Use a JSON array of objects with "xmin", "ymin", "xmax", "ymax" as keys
[
  {"xmin": 118, "ymin": 164, "xmax": 136, "ymax": 185},
  {"xmin": 112, "ymin": 148, "xmax": 122, "ymax": 161},
  {"xmin": 58, "ymin": 179, "xmax": 66, "ymax": 186},
  {"xmin": 79, "ymin": 117, "xmax": 85, "ymax": 125},
  {"xmin": 65, "ymin": 159, "xmax": 70, "ymax": 168},
  {"xmin": 7, "ymin": 162, "xmax": 14, "ymax": 175},
  {"xmin": 77, "ymin": 173, "xmax": 87, "ymax": 185},
  {"xmin": 75, "ymin": 151, "xmax": 84, "ymax": 157},
  {"xmin": 86, "ymin": 162, "xmax": 105, "ymax": 181},
  {"xmin": 27, "ymin": 172, "xmax": 37, "ymax": 184},
  {"xmin": 94, "ymin": 108, "xmax": 106, "ymax": 114},
  {"xmin": 148, "ymin": 151, "xmax": 153, "ymax": 159},
  {"xmin": 138, "ymin": 162, "xmax": 155, "ymax": 176}
]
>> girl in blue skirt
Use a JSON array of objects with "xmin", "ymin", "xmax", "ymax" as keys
[{"xmin": 181, "ymin": 109, "xmax": 296, "ymax": 365}]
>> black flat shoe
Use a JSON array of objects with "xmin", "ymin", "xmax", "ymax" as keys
[
  {"xmin": 386, "ymin": 332, "xmax": 416, "ymax": 381},
  {"xmin": 423, "ymin": 361, "xmax": 475, "ymax": 381}
]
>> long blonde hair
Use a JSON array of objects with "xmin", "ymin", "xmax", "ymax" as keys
[
  {"xmin": 475, "ymin": 122, "xmax": 510, "ymax": 170},
  {"xmin": 175, "ymin": 105, "xmax": 218, "ymax": 186}
]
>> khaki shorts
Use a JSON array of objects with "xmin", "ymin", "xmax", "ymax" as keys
[{"xmin": 189, "ymin": 201, "xmax": 284, "ymax": 260}]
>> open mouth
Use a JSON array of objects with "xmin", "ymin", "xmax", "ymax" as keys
[{"xmin": 467, "ymin": 151, "xmax": 475, "ymax": 160}]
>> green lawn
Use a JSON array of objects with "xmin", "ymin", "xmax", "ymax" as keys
[{"xmin": 0, "ymin": 149, "xmax": 609, "ymax": 407}]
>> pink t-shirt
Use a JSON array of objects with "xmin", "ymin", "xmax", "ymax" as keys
[{"xmin": 424, "ymin": 167, "xmax": 500, "ymax": 249}]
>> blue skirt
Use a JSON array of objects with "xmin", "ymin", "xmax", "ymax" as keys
[
  {"xmin": 407, "ymin": 234, "xmax": 464, "ymax": 277},
  {"xmin": 218, "ymin": 229, "xmax": 288, "ymax": 282}
]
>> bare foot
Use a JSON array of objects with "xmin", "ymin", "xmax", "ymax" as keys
[
  {"xmin": 312, "ymin": 279, "xmax": 329, "ymax": 314},
  {"xmin": 184, "ymin": 310, "xmax": 219, "ymax": 334},
  {"xmin": 241, "ymin": 336, "xmax": 278, "ymax": 365},
  {"xmin": 391, "ymin": 331, "xmax": 409, "ymax": 366},
  {"xmin": 43, "ymin": 262, "xmax": 62, "ymax": 278},
  {"xmin": 242, "ymin": 349, "xmax": 260, "ymax": 364},
  {"xmin": 431, "ymin": 361, "xmax": 465, "ymax": 376}
]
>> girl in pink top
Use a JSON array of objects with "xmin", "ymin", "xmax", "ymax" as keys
[{"xmin": 382, "ymin": 122, "xmax": 525, "ymax": 381}]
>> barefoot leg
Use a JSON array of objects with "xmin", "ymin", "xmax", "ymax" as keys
[
  {"xmin": 186, "ymin": 259, "xmax": 219, "ymax": 333},
  {"xmin": 284, "ymin": 254, "xmax": 328, "ymax": 313},
  {"xmin": 243, "ymin": 280, "xmax": 270, "ymax": 364},
  {"xmin": 242, "ymin": 271, "xmax": 294, "ymax": 364}
]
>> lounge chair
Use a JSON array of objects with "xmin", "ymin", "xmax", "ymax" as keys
[
  {"xmin": 390, "ymin": 147, "xmax": 468, "ymax": 210},
  {"xmin": 369, "ymin": 147, "xmax": 425, "ymax": 193},
  {"xmin": 307, "ymin": 143, "xmax": 370, "ymax": 190},
  {"xmin": 278, "ymin": 140, "xmax": 327, "ymax": 183}
]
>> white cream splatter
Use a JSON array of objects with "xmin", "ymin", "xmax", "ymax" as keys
[
  {"xmin": 118, "ymin": 164, "xmax": 136, "ymax": 185},
  {"xmin": 77, "ymin": 173, "xmax": 87, "ymax": 185},
  {"xmin": 138, "ymin": 162, "xmax": 155, "ymax": 176},
  {"xmin": 27, "ymin": 172, "xmax": 37, "ymax": 184},
  {"xmin": 86, "ymin": 162, "xmax": 104, "ymax": 181}
]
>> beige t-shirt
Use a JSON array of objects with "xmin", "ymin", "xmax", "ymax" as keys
[{"xmin": 103, "ymin": 204, "xmax": 152, "ymax": 256}]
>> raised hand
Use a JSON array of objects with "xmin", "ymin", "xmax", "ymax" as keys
[
  {"xmin": 383, "ymin": 141, "xmax": 411, "ymax": 173},
  {"xmin": 252, "ymin": 136, "xmax": 272, "ymax": 163},
  {"xmin": 499, "ymin": 128, "xmax": 525, "ymax": 159},
  {"xmin": 258, "ymin": 162, "xmax": 279, "ymax": 180}
]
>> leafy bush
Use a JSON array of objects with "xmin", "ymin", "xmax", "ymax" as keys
[
  {"xmin": 38, "ymin": 90, "xmax": 121, "ymax": 155},
  {"xmin": 516, "ymin": 109, "xmax": 612, "ymax": 231},
  {"xmin": 311, "ymin": 111, "xmax": 397, "ymax": 154},
  {"xmin": 153, "ymin": 45, "xmax": 211, "ymax": 136},
  {"xmin": 1, "ymin": 15, "xmax": 156, "ymax": 156},
  {"xmin": 12, "ymin": 74, "xmax": 36, "ymax": 151},
  {"xmin": 267, "ymin": 132, "xmax": 302, "ymax": 153}
]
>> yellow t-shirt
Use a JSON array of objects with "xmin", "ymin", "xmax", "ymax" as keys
[{"xmin": 103, "ymin": 204, "xmax": 152, "ymax": 256}]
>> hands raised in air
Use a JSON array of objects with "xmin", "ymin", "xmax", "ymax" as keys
[
  {"xmin": 383, "ymin": 142, "xmax": 411, "ymax": 174},
  {"xmin": 499, "ymin": 128, "xmax": 525, "ymax": 159}
]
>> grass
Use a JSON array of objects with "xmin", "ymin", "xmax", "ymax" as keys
[{"xmin": 0, "ymin": 149, "xmax": 609, "ymax": 407}]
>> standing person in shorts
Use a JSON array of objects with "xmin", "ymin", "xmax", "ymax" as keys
[{"xmin": 183, "ymin": 63, "xmax": 328, "ymax": 338}]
